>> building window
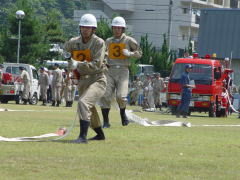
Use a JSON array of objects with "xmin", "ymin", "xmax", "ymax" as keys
[
  {"xmin": 182, "ymin": 34, "xmax": 186, "ymax": 40},
  {"xmin": 182, "ymin": 8, "xmax": 188, "ymax": 14}
]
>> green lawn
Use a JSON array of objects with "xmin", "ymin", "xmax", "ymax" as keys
[{"xmin": 0, "ymin": 102, "xmax": 240, "ymax": 180}]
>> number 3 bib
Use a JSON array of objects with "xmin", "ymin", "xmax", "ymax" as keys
[
  {"xmin": 108, "ymin": 43, "xmax": 126, "ymax": 60},
  {"xmin": 72, "ymin": 49, "xmax": 91, "ymax": 62}
]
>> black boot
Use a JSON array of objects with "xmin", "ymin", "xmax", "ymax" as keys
[
  {"xmin": 101, "ymin": 108, "xmax": 110, "ymax": 128},
  {"xmin": 120, "ymin": 108, "xmax": 129, "ymax": 126},
  {"xmin": 51, "ymin": 101, "xmax": 55, "ymax": 106},
  {"xmin": 88, "ymin": 127, "xmax": 105, "ymax": 140},
  {"xmin": 23, "ymin": 99, "xmax": 27, "ymax": 105},
  {"xmin": 42, "ymin": 100, "xmax": 47, "ymax": 106},
  {"xmin": 56, "ymin": 100, "xmax": 60, "ymax": 107},
  {"xmin": 66, "ymin": 101, "xmax": 69, "ymax": 107},
  {"xmin": 72, "ymin": 120, "xmax": 90, "ymax": 144},
  {"xmin": 69, "ymin": 101, "xmax": 73, "ymax": 107},
  {"xmin": 159, "ymin": 105, "xmax": 162, "ymax": 111}
]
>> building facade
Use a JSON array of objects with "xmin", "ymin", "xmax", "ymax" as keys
[{"xmin": 74, "ymin": 0, "xmax": 237, "ymax": 53}]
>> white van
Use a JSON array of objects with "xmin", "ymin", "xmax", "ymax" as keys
[{"xmin": 0, "ymin": 63, "xmax": 40, "ymax": 104}]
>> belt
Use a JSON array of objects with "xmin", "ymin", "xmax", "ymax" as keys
[{"xmin": 79, "ymin": 72, "xmax": 103, "ymax": 80}]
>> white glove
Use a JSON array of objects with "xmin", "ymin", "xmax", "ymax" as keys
[
  {"xmin": 123, "ymin": 49, "xmax": 134, "ymax": 57},
  {"xmin": 68, "ymin": 58, "xmax": 78, "ymax": 70}
]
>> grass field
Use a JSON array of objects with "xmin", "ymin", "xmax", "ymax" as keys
[{"xmin": 0, "ymin": 102, "xmax": 240, "ymax": 180}]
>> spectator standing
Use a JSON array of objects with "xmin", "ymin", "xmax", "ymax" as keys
[
  {"xmin": 176, "ymin": 64, "xmax": 194, "ymax": 118},
  {"xmin": 51, "ymin": 63, "xmax": 63, "ymax": 107},
  {"xmin": 19, "ymin": 66, "xmax": 31, "ymax": 105},
  {"xmin": 39, "ymin": 67, "xmax": 49, "ymax": 106}
]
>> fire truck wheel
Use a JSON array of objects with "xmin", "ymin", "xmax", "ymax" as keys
[
  {"xmin": 29, "ymin": 94, "xmax": 38, "ymax": 105},
  {"xmin": 1, "ymin": 98, "xmax": 8, "ymax": 104},
  {"xmin": 209, "ymin": 103, "xmax": 216, "ymax": 117}
]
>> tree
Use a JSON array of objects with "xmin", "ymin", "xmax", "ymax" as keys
[
  {"xmin": 139, "ymin": 34, "xmax": 155, "ymax": 64},
  {"xmin": 96, "ymin": 17, "xmax": 112, "ymax": 40},
  {"xmin": 0, "ymin": 0, "xmax": 49, "ymax": 64}
]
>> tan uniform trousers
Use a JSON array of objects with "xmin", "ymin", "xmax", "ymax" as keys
[
  {"xmin": 131, "ymin": 89, "xmax": 140, "ymax": 104},
  {"xmin": 71, "ymin": 85, "xmax": 76, "ymax": 101},
  {"xmin": 52, "ymin": 85, "xmax": 62, "ymax": 101},
  {"xmin": 40, "ymin": 85, "xmax": 48, "ymax": 101},
  {"xmin": 64, "ymin": 85, "xmax": 72, "ymax": 102},
  {"xmin": 22, "ymin": 83, "xmax": 30, "ymax": 100},
  {"xmin": 77, "ymin": 74, "xmax": 106, "ymax": 129},
  {"xmin": 100, "ymin": 67, "xmax": 129, "ymax": 109},
  {"xmin": 153, "ymin": 90, "xmax": 162, "ymax": 106}
]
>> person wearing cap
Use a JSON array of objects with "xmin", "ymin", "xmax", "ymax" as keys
[
  {"xmin": 99, "ymin": 16, "xmax": 142, "ymax": 128},
  {"xmin": 153, "ymin": 73, "xmax": 165, "ymax": 111},
  {"xmin": 51, "ymin": 63, "xmax": 63, "ymax": 107},
  {"xmin": 38, "ymin": 67, "xmax": 49, "ymax": 106},
  {"xmin": 65, "ymin": 13, "xmax": 107, "ymax": 143},
  {"xmin": 19, "ymin": 66, "xmax": 31, "ymax": 105},
  {"xmin": 176, "ymin": 64, "xmax": 195, "ymax": 118}
]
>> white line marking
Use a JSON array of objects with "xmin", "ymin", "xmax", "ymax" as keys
[{"xmin": 193, "ymin": 125, "xmax": 240, "ymax": 127}]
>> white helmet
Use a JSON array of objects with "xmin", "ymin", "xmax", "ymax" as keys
[
  {"xmin": 111, "ymin": 16, "xmax": 126, "ymax": 28},
  {"xmin": 79, "ymin": 14, "xmax": 97, "ymax": 28}
]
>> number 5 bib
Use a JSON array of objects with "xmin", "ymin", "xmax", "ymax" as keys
[
  {"xmin": 72, "ymin": 49, "xmax": 91, "ymax": 62},
  {"xmin": 108, "ymin": 43, "xmax": 126, "ymax": 60}
]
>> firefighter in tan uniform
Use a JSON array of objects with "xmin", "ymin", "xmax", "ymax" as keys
[
  {"xmin": 153, "ymin": 73, "xmax": 165, "ymax": 110},
  {"xmin": 100, "ymin": 16, "xmax": 142, "ymax": 128},
  {"xmin": 130, "ymin": 76, "xmax": 143, "ymax": 106},
  {"xmin": 51, "ymin": 63, "xmax": 63, "ymax": 107},
  {"xmin": 65, "ymin": 13, "xmax": 107, "ymax": 144},
  {"xmin": 39, "ymin": 67, "xmax": 49, "ymax": 106},
  {"xmin": 63, "ymin": 69, "xmax": 73, "ymax": 107},
  {"xmin": 19, "ymin": 66, "xmax": 31, "ymax": 105}
]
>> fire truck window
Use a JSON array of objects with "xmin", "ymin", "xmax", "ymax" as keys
[
  {"xmin": 6, "ymin": 67, "xmax": 20, "ymax": 75},
  {"xmin": 6, "ymin": 67, "xmax": 11, "ymax": 74},
  {"xmin": 214, "ymin": 68, "xmax": 221, "ymax": 80}
]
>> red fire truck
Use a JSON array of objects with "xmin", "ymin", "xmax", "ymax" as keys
[{"xmin": 167, "ymin": 54, "xmax": 232, "ymax": 117}]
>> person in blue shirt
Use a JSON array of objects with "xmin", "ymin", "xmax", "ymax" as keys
[{"xmin": 176, "ymin": 64, "xmax": 195, "ymax": 118}]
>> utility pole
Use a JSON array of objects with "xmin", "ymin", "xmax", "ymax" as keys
[
  {"xmin": 167, "ymin": 0, "xmax": 173, "ymax": 53},
  {"xmin": 188, "ymin": 1, "xmax": 192, "ymax": 42}
]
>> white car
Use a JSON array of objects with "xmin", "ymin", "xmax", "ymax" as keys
[{"xmin": 0, "ymin": 63, "xmax": 40, "ymax": 104}]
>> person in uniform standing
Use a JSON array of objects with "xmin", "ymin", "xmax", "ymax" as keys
[
  {"xmin": 153, "ymin": 73, "xmax": 165, "ymax": 111},
  {"xmin": 100, "ymin": 16, "xmax": 142, "ymax": 128},
  {"xmin": 65, "ymin": 13, "xmax": 107, "ymax": 143},
  {"xmin": 176, "ymin": 64, "xmax": 194, "ymax": 118},
  {"xmin": 47, "ymin": 70, "xmax": 53, "ymax": 103},
  {"xmin": 51, "ymin": 63, "xmax": 63, "ymax": 107},
  {"xmin": 130, "ymin": 76, "xmax": 143, "ymax": 106},
  {"xmin": 39, "ymin": 67, "xmax": 49, "ymax": 106},
  {"xmin": 19, "ymin": 66, "xmax": 31, "ymax": 105},
  {"xmin": 62, "ymin": 69, "xmax": 73, "ymax": 107}
]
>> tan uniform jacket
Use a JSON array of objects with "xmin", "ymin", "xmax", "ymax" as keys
[
  {"xmin": 65, "ymin": 34, "xmax": 106, "ymax": 75},
  {"xmin": 21, "ymin": 70, "xmax": 30, "ymax": 85},
  {"xmin": 153, "ymin": 78, "xmax": 165, "ymax": 91},
  {"xmin": 106, "ymin": 33, "xmax": 142, "ymax": 67},
  {"xmin": 39, "ymin": 72, "xmax": 49, "ymax": 87},
  {"xmin": 52, "ymin": 68, "xmax": 63, "ymax": 87}
]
